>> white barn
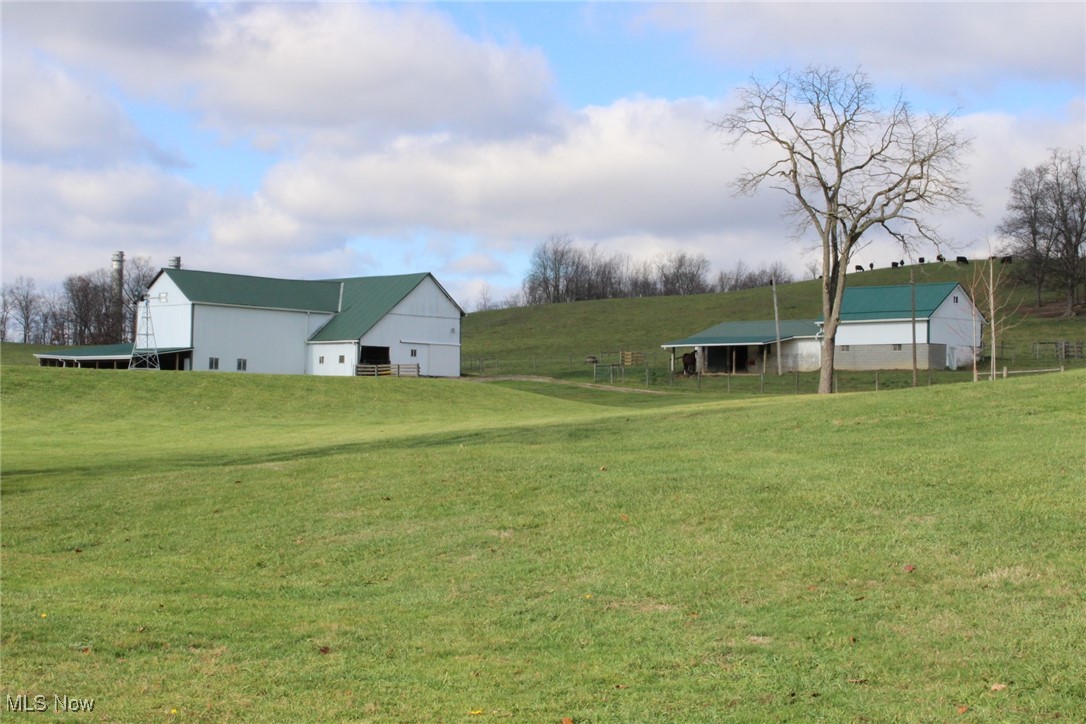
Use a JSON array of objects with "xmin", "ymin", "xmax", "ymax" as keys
[{"xmin": 38, "ymin": 268, "xmax": 464, "ymax": 377}]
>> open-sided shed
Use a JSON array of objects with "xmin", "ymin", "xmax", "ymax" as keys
[{"xmin": 662, "ymin": 320, "xmax": 822, "ymax": 374}]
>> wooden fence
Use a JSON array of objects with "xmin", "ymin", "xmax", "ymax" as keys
[{"xmin": 356, "ymin": 363, "xmax": 420, "ymax": 377}]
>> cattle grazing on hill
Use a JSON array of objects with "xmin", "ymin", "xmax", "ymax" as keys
[{"xmin": 956, "ymin": 256, "xmax": 969, "ymax": 265}]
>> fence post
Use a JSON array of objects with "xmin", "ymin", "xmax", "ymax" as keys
[
  {"xmin": 795, "ymin": 371, "xmax": 800, "ymax": 394},
  {"xmin": 875, "ymin": 371, "xmax": 880, "ymax": 392},
  {"xmin": 1003, "ymin": 366, "xmax": 1008, "ymax": 379}
]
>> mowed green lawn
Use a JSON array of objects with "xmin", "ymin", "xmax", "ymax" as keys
[{"xmin": 2, "ymin": 366, "xmax": 1084, "ymax": 721}]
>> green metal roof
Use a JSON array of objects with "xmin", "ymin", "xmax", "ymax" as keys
[
  {"xmin": 837, "ymin": 282, "xmax": 961, "ymax": 322},
  {"xmin": 663, "ymin": 320, "xmax": 821, "ymax": 348},
  {"xmin": 34, "ymin": 344, "xmax": 191, "ymax": 360},
  {"xmin": 159, "ymin": 268, "xmax": 342, "ymax": 312},
  {"xmin": 308, "ymin": 272, "xmax": 433, "ymax": 342},
  {"xmin": 154, "ymin": 268, "xmax": 461, "ymax": 342}
]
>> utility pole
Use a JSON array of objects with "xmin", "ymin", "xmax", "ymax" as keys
[
  {"xmin": 772, "ymin": 277, "xmax": 783, "ymax": 375},
  {"xmin": 910, "ymin": 269, "xmax": 918, "ymax": 387}
]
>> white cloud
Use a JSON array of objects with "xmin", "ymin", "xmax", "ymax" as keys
[
  {"xmin": 642, "ymin": 3, "xmax": 1085, "ymax": 101},
  {"xmin": 0, "ymin": 46, "xmax": 181, "ymax": 167},
  {"xmin": 1, "ymin": 161, "xmax": 211, "ymax": 282},
  {"xmin": 4, "ymin": 3, "xmax": 558, "ymax": 147}
]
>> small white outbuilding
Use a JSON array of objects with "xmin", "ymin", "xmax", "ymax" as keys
[
  {"xmin": 660, "ymin": 282, "xmax": 984, "ymax": 373},
  {"xmin": 832, "ymin": 282, "xmax": 983, "ymax": 370}
]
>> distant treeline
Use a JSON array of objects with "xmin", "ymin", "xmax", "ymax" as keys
[
  {"xmin": 480, "ymin": 233, "xmax": 796, "ymax": 311},
  {"xmin": 1, "ymin": 257, "xmax": 158, "ymax": 346}
]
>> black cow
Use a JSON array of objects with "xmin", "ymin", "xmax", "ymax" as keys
[
  {"xmin": 936, "ymin": 254, "xmax": 946, "ymax": 262},
  {"xmin": 682, "ymin": 351, "xmax": 697, "ymax": 375},
  {"xmin": 891, "ymin": 261, "xmax": 899, "ymax": 269},
  {"xmin": 956, "ymin": 256, "xmax": 969, "ymax": 265},
  {"xmin": 854, "ymin": 265, "xmax": 864, "ymax": 272},
  {"xmin": 1000, "ymin": 255, "xmax": 1013, "ymax": 264}
]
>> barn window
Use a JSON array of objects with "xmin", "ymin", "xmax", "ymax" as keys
[
  {"xmin": 892, "ymin": 344, "xmax": 903, "ymax": 351},
  {"xmin": 237, "ymin": 358, "xmax": 247, "ymax": 371},
  {"xmin": 839, "ymin": 345, "xmax": 850, "ymax": 352},
  {"xmin": 338, "ymin": 355, "xmax": 345, "ymax": 364},
  {"xmin": 319, "ymin": 356, "xmax": 325, "ymax": 364},
  {"xmin": 953, "ymin": 295, "xmax": 959, "ymax": 303},
  {"xmin": 209, "ymin": 357, "xmax": 219, "ymax": 370},
  {"xmin": 410, "ymin": 349, "xmax": 417, "ymax": 358}
]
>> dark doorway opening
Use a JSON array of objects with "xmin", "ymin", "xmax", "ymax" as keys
[
  {"xmin": 359, "ymin": 346, "xmax": 390, "ymax": 365},
  {"xmin": 706, "ymin": 346, "xmax": 748, "ymax": 373}
]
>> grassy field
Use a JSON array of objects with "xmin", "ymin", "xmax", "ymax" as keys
[{"xmin": 2, "ymin": 364, "xmax": 1084, "ymax": 720}]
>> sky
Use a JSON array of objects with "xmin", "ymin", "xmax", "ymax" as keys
[{"xmin": 3, "ymin": 1, "xmax": 1084, "ymax": 310}]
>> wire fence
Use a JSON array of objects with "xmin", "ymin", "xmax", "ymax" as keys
[{"xmin": 462, "ymin": 350, "xmax": 1075, "ymax": 395}]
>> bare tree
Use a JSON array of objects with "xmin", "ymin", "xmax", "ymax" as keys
[
  {"xmin": 39, "ymin": 289, "xmax": 71, "ymax": 345},
  {"xmin": 715, "ymin": 66, "xmax": 974, "ymax": 393},
  {"xmin": 0, "ymin": 283, "xmax": 12, "ymax": 342},
  {"xmin": 64, "ymin": 269, "xmax": 116, "ymax": 345},
  {"xmin": 626, "ymin": 259, "xmax": 658, "ymax": 297},
  {"xmin": 1046, "ymin": 148, "xmax": 1086, "ymax": 316},
  {"xmin": 474, "ymin": 284, "xmax": 494, "ymax": 312},
  {"xmin": 657, "ymin": 251, "xmax": 711, "ymax": 296},
  {"xmin": 523, "ymin": 233, "xmax": 580, "ymax": 304},
  {"xmin": 9, "ymin": 276, "xmax": 41, "ymax": 344},
  {"xmin": 962, "ymin": 243, "xmax": 1021, "ymax": 381},
  {"xmin": 123, "ymin": 255, "xmax": 159, "ymax": 340},
  {"xmin": 998, "ymin": 164, "xmax": 1056, "ymax": 306}
]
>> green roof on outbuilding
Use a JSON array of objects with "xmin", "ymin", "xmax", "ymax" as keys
[
  {"xmin": 663, "ymin": 320, "xmax": 821, "ymax": 348},
  {"xmin": 837, "ymin": 282, "xmax": 962, "ymax": 322},
  {"xmin": 33, "ymin": 344, "xmax": 191, "ymax": 360}
]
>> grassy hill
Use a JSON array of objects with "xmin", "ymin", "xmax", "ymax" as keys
[
  {"xmin": 2, "ymin": 365, "xmax": 1084, "ymax": 719},
  {"xmin": 463, "ymin": 262, "xmax": 1086, "ymax": 376}
]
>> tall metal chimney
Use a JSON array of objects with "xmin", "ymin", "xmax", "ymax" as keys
[
  {"xmin": 168, "ymin": 256, "xmax": 182, "ymax": 270},
  {"xmin": 111, "ymin": 251, "xmax": 125, "ymax": 341}
]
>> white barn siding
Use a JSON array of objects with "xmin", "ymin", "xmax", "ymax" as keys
[
  {"xmin": 357, "ymin": 279, "xmax": 461, "ymax": 377},
  {"xmin": 929, "ymin": 290, "xmax": 983, "ymax": 369},
  {"xmin": 836, "ymin": 320, "xmax": 929, "ymax": 346},
  {"xmin": 308, "ymin": 342, "xmax": 359, "ymax": 377},
  {"xmin": 193, "ymin": 305, "xmax": 333, "ymax": 374},
  {"xmin": 140, "ymin": 275, "xmax": 193, "ymax": 349}
]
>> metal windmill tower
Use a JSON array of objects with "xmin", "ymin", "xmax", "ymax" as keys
[{"xmin": 129, "ymin": 295, "xmax": 161, "ymax": 370}]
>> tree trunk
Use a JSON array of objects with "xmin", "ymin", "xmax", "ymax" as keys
[
  {"xmin": 818, "ymin": 261, "xmax": 848, "ymax": 394},
  {"xmin": 818, "ymin": 329, "xmax": 837, "ymax": 393}
]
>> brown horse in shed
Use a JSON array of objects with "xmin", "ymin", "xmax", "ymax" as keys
[{"xmin": 682, "ymin": 351, "xmax": 697, "ymax": 375}]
